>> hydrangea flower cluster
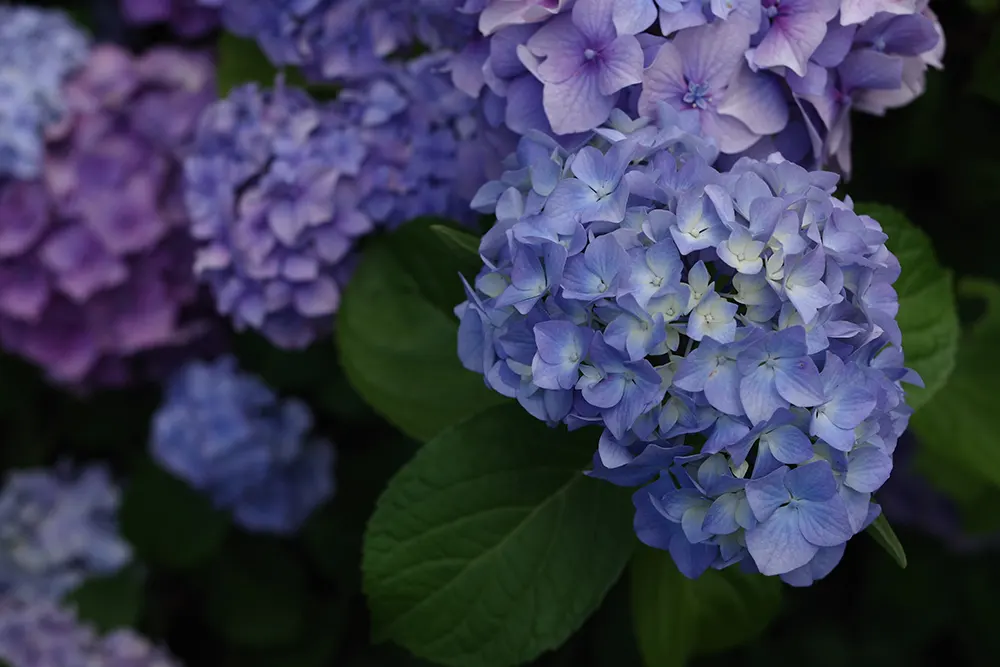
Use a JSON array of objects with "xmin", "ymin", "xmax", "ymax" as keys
[
  {"xmin": 0, "ymin": 595, "xmax": 180, "ymax": 667},
  {"xmin": 0, "ymin": 465, "xmax": 131, "ymax": 600},
  {"xmin": 119, "ymin": 0, "xmax": 220, "ymax": 38},
  {"xmin": 452, "ymin": 0, "xmax": 943, "ymax": 172},
  {"xmin": 200, "ymin": 0, "xmax": 480, "ymax": 82},
  {"xmin": 0, "ymin": 45, "xmax": 218, "ymax": 388},
  {"xmin": 0, "ymin": 6, "xmax": 89, "ymax": 180},
  {"xmin": 151, "ymin": 356, "xmax": 335, "ymax": 535},
  {"xmin": 185, "ymin": 54, "xmax": 511, "ymax": 348},
  {"xmin": 457, "ymin": 106, "xmax": 918, "ymax": 584}
]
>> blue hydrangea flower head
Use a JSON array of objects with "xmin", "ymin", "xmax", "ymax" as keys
[
  {"xmin": 201, "ymin": 0, "xmax": 478, "ymax": 82},
  {"xmin": 457, "ymin": 106, "xmax": 919, "ymax": 585},
  {"xmin": 0, "ymin": 45, "xmax": 220, "ymax": 389},
  {"xmin": 0, "ymin": 464, "xmax": 132, "ymax": 601},
  {"xmin": 0, "ymin": 594, "xmax": 181, "ymax": 667},
  {"xmin": 151, "ymin": 356, "xmax": 336, "ymax": 535},
  {"xmin": 185, "ymin": 55, "xmax": 510, "ymax": 349},
  {"xmin": 0, "ymin": 6, "xmax": 89, "ymax": 179}
]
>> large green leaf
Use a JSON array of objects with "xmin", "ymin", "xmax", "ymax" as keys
[
  {"xmin": 630, "ymin": 547, "xmax": 782, "ymax": 667},
  {"xmin": 854, "ymin": 203, "xmax": 959, "ymax": 411},
  {"xmin": 911, "ymin": 279, "xmax": 1000, "ymax": 488},
  {"xmin": 338, "ymin": 221, "xmax": 505, "ymax": 441},
  {"xmin": 119, "ymin": 459, "xmax": 229, "ymax": 570},
  {"xmin": 363, "ymin": 403, "xmax": 636, "ymax": 667}
]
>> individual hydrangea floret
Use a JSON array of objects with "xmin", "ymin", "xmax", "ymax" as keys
[
  {"xmin": 457, "ymin": 106, "xmax": 919, "ymax": 585},
  {"xmin": 0, "ymin": 465, "xmax": 131, "ymax": 600},
  {"xmin": 119, "ymin": 0, "xmax": 220, "ymax": 38},
  {"xmin": 151, "ymin": 356, "xmax": 336, "ymax": 535},
  {"xmin": 453, "ymin": 0, "xmax": 943, "ymax": 172},
  {"xmin": 0, "ymin": 45, "xmax": 218, "ymax": 388},
  {"xmin": 0, "ymin": 595, "xmax": 181, "ymax": 667},
  {"xmin": 185, "ymin": 55, "xmax": 510, "ymax": 349},
  {"xmin": 200, "ymin": 0, "xmax": 478, "ymax": 82},
  {"xmin": 0, "ymin": 6, "xmax": 89, "ymax": 179}
]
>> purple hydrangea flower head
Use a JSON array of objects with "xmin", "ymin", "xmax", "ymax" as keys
[
  {"xmin": 0, "ymin": 6, "xmax": 89, "ymax": 179},
  {"xmin": 0, "ymin": 465, "xmax": 131, "ymax": 601},
  {"xmin": 186, "ymin": 55, "xmax": 510, "ymax": 349},
  {"xmin": 454, "ymin": 0, "xmax": 942, "ymax": 172},
  {"xmin": 119, "ymin": 0, "xmax": 220, "ymax": 38},
  {"xmin": 0, "ymin": 45, "xmax": 219, "ymax": 389},
  {"xmin": 457, "ymin": 107, "xmax": 919, "ymax": 585},
  {"xmin": 151, "ymin": 356, "xmax": 336, "ymax": 535},
  {"xmin": 203, "ymin": 0, "xmax": 478, "ymax": 82},
  {"xmin": 0, "ymin": 595, "xmax": 181, "ymax": 667}
]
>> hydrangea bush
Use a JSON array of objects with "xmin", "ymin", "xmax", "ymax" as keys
[{"xmin": 0, "ymin": 2, "xmax": 998, "ymax": 667}]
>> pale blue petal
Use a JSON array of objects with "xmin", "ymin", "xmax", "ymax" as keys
[{"xmin": 746, "ymin": 505, "xmax": 819, "ymax": 576}]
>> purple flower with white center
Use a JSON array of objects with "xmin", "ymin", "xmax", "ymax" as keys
[
  {"xmin": 458, "ymin": 111, "xmax": 917, "ymax": 585},
  {"xmin": 151, "ymin": 356, "xmax": 336, "ymax": 535},
  {"xmin": 639, "ymin": 18, "xmax": 789, "ymax": 153},
  {"xmin": 518, "ymin": 0, "xmax": 644, "ymax": 134},
  {"xmin": 186, "ymin": 56, "xmax": 510, "ymax": 348},
  {"xmin": 748, "ymin": 0, "xmax": 840, "ymax": 77},
  {"xmin": 0, "ymin": 465, "xmax": 131, "ymax": 601},
  {"xmin": 0, "ymin": 45, "xmax": 219, "ymax": 389},
  {"xmin": 0, "ymin": 595, "xmax": 181, "ymax": 667},
  {"xmin": 120, "ymin": 0, "xmax": 220, "ymax": 38},
  {"xmin": 0, "ymin": 7, "xmax": 88, "ymax": 180}
]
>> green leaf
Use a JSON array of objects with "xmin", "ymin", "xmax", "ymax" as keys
[
  {"xmin": 204, "ymin": 538, "xmax": 308, "ymax": 648},
  {"xmin": 854, "ymin": 203, "xmax": 959, "ymax": 411},
  {"xmin": 630, "ymin": 546, "xmax": 782, "ymax": 667},
  {"xmin": 865, "ymin": 514, "xmax": 907, "ymax": 569},
  {"xmin": 911, "ymin": 279, "xmax": 1000, "ymax": 488},
  {"xmin": 363, "ymin": 403, "xmax": 636, "ymax": 667},
  {"xmin": 215, "ymin": 32, "xmax": 334, "ymax": 99},
  {"xmin": 64, "ymin": 565, "xmax": 145, "ymax": 633},
  {"xmin": 431, "ymin": 224, "xmax": 481, "ymax": 259},
  {"xmin": 338, "ymin": 222, "xmax": 506, "ymax": 441},
  {"xmin": 119, "ymin": 459, "xmax": 229, "ymax": 570}
]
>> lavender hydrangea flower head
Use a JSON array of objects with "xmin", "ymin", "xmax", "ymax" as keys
[
  {"xmin": 0, "ymin": 595, "xmax": 181, "ymax": 667},
  {"xmin": 0, "ymin": 45, "xmax": 218, "ymax": 389},
  {"xmin": 0, "ymin": 6, "xmax": 89, "ymax": 179},
  {"xmin": 454, "ymin": 0, "xmax": 943, "ymax": 171},
  {"xmin": 0, "ymin": 465, "xmax": 131, "ymax": 601},
  {"xmin": 457, "ymin": 106, "xmax": 919, "ymax": 585},
  {"xmin": 119, "ymin": 0, "xmax": 220, "ymax": 38},
  {"xmin": 202, "ymin": 0, "xmax": 478, "ymax": 82},
  {"xmin": 151, "ymin": 356, "xmax": 335, "ymax": 535},
  {"xmin": 185, "ymin": 55, "xmax": 510, "ymax": 349}
]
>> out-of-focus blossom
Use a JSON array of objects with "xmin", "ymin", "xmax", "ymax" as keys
[
  {"xmin": 0, "ymin": 45, "xmax": 219, "ymax": 388},
  {"xmin": 185, "ymin": 55, "xmax": 510, "ymax": 348},
  {"xmin": 0, "ymin": 594, "xmax": 180, "ymax": 667},
  {"xmin": 0, "ymin": 465, "xmax": 131, "ymax": 600},
  {"xmin": 200, "ymin": 0, "xmax": 478, "ymax": 82},
  {"xmin": 119, "ymin": 0, "xmax": 220, "ymax": 38},
  {"xmin": 0, "ymin": 6, "xmax": 89, "ymax": 179},
  {"xmin": 458, "ymin": 107, "xmax": 918, "ymax": 585},
  {"xmin": 151, "ymin": 356, "xmax": 335, "ymax": 535}
]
